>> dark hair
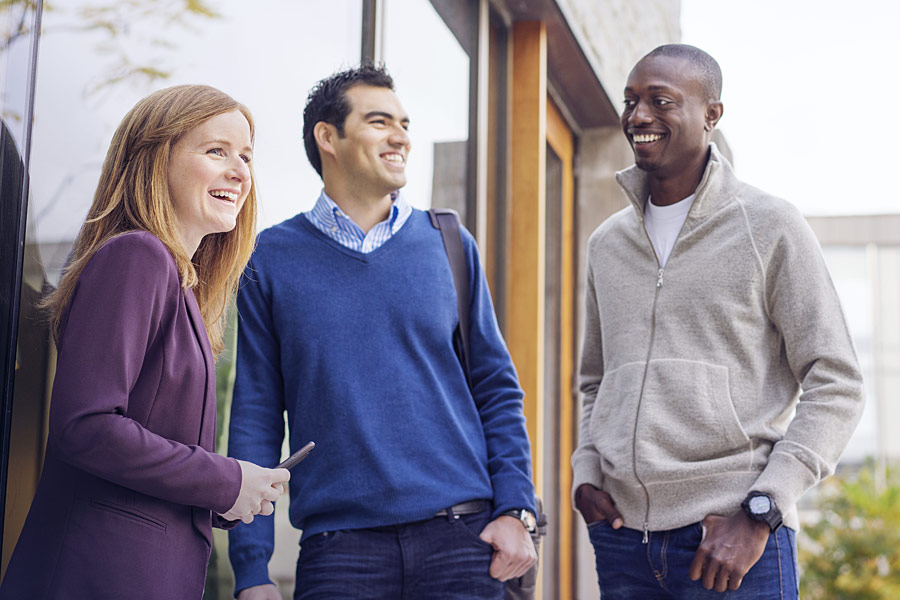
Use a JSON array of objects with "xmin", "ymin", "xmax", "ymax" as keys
[
  {"xmin": 643, "ymin": 44, "xmax": 722, "ymax": 101},
  {"xmin": 302, "ymin": 63, "xmax": 395, "ymax": 176}
]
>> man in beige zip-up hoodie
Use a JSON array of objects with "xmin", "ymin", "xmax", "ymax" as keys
[{"xmin": 572, "ymin": 44, "xmax": 864, "ymax": 598}]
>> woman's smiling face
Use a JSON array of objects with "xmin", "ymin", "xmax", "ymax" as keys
[{"xmin": 167, "ymin": 109, "xmax": 253, "ymax": 255}]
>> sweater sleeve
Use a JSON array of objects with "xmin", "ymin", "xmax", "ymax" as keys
[
  {"xmin": 750, "ymin": 206, "xmax": 865, "ymax": 513},
  {"xmin": 227, "ymin": 256, "xmax": 288, "ymax": 594},
  {"xmin": 48, "ymin": 233, "xmax": 241, "ymax": 514},
  {"xmin": 571, "ymin": 255, "xmax": 606, "ymax": 504},
  {"xmin": 461, "ymin": 229, "xmax": 536, "ymax": 518}
]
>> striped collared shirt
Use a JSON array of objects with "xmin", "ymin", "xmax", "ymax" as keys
[{"xmin": 304, "ymin": 190, "xmax": 412, "ymax": 253}]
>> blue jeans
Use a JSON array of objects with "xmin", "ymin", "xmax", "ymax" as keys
[
  {"xmin": 587, "ymin": 520, "xmax": 799, "ymax": 599},
  {"xmin": 293, "ymin": 507, "xmax": 503, "ymax": 600}
]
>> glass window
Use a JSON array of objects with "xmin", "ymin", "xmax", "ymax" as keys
[
  {"xmin": 14, "ymin": 2, "xmax": 363, "ymax": 596},
  {"xmin": 543, "ymin": 142, "xmax": 563, "ymax": 600},
  {"xmin": 382, "ymin": 0, "xmax": 471, "ymax": 213},
  {"xmin": 0, "ymin": 1, "xmax": 36, "ymax": 150},
  {"xmin": 30, "ymin": 1, "xmax": 363, "ymax": 284},
  {"xmin": 1, "ymin": 0, "xmax": 41, "ymax": 578}
]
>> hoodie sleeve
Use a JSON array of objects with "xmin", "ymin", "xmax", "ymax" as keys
[
  {"xmin": 571, "ymin": 254, "xmax": 606, "ymax": 505},
  {"xmin": 750, "ymin": 204, "xmax": 865, "ymax": 512}
]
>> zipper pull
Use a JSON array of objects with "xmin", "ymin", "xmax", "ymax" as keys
[
  {"xmin": 642, "ymin": 522, "xmax": 649, "ymax": 544},
  {"xmin": 656, "ymin": 268, "xmax": 664, "ymax": 288}
]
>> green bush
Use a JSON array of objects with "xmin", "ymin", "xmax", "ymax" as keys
[{"xmin": 799, "ymin": 460, "xmax": 900, "ymax": 599}]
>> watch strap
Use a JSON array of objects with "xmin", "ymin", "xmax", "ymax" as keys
[
  {"xmin": 501, "ymin": 508, "xmax": 537, "ymax": 533},
  {"xmin": 741, "ymin": 492, "xmax": 783, "ymax": 532}
]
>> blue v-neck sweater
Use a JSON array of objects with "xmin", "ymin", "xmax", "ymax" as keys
[{"xmin": 228, "ymin": 210, "xmax": 534, "ymax": 590}]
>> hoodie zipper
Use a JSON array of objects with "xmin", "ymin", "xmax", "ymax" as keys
[
  {"xmin": 630, "ymin": 217, "xmax": 664, "ymax": 544},
  {"xmin": 632, "ymin": 197, "xmax": 687, "ymax": 544},
  {"xmin": 625, "ymin": 166, "xmax": 712, "ymax": 543}
]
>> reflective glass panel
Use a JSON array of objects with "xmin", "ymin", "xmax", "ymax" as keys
[
  {"xmin": 30, "ymin": 1, "xmax": 363, "ymax": 282},
  {"xmin": 15, "ymin": 2, "xmax": 362, "ymax": 596},
  {"xmin": 382, "ymin": 0, "xmax": 471, "ymax": 212},
  {"xmin": 1, "ymin": 0, "xmax": 41, "ymax": 578}
]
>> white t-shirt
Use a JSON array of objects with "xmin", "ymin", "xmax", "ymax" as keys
[{"xmin": 644, "ymin": 194, "xmax": 694, "ymax": 267}]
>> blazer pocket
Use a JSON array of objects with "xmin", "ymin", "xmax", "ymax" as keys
[
  {"xmin": 636, "ymin": 359, "xmax": 751, "ymax": 479},
  {"xmin": 90, "ymin": 498, "xmax": 168, "ymax": 532}
]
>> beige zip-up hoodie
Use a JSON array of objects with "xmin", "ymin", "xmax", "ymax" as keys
[{"xmin": 572, "ymin": 144, "xmax": 864, "ymax": 534}]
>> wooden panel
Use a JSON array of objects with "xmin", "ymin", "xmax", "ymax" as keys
[
  {"xmin": 508, "ymin": 21, "xmax": 546, "ymax": 496},
  {"xmin": 484, "ymin": 15, "xmax": 508, "ymax": 299},
  {"xmin": 546, "ymin": 97, "xmax": 575, "ymax": 600},
  {"xmin": 546, "ymin": 99, "xmax": 572, "ymax": 161}
]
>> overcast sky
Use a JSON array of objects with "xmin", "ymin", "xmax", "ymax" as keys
[{"xmin": 680, "ymin": 0, "xmax": 897, "ymax": 216}]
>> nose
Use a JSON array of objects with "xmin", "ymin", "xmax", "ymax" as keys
[
  {"xmin": 227, "ymin": 157, "xmax": 251, "ymax": 183},
  {"xmin": 389, "ymin": 124, "xmax": 410, "ymax": 148},
  {"xmin": 626, "ymin": 99, "xmax": 653, "ymax": 127}
]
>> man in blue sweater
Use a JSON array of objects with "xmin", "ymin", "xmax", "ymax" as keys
[{"xmin": 227, "ymin": 64, "xmax": 537, "ymax": 599}]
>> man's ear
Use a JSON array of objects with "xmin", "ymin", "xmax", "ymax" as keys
[
  {"xmin": 705, "ymin": 101, "xmax": 724, "ymax": 131},
  {"xmin": 314, "ymin": 121, "xmax": 337, "ymax": 159}
]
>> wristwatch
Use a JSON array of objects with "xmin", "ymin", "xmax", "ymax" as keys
[
  {"xmin": 741, "ymin": 492, "xmax": 783, "ymax": 532},
  {"xmin": 501, "ymin": 508, "xmax": 537, "ymax": 534}
]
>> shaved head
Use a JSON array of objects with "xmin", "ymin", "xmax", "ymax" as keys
[{"xmin": 641, "ymin": 44, "xmax": 722, "ymax": 101}]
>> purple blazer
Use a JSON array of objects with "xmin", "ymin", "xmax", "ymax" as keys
[{"xmin": 0, "ymin": 231, "xmax": 242, "ymax": 599}]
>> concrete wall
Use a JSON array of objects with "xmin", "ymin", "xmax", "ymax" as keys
[
  {"xmin": 557, "ymin": 0, "xmax": 682, "ymax": 110},
  {"xmin": 559, "ymin": 0, "xmax": 684, "ymax": 299},
  {"xmin": 573, "ymin": 126, "xmax": 633, "ymax": 302},
  {"xmin": 570, "ymin": 126, "xmax": 633, "ymax": 600}
]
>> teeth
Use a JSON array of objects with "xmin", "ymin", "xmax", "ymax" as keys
[
  {"xmin": 383, "ymin": 154, "xmax": 405, "ymax": 164},
  {"xmin": 210, "ymin": 190, "xmax": 238, "ymax": 201},
  {"xmin": 633, "ymin": 133, "xmax": 663, "ymax": 144}
]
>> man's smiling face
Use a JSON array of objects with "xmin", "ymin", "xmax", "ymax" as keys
[
  {"xmin": 330, "ymin": 84, "xmax": 411, "ymax": 198},
  {"xmin": 621, "ymin": 54, "xmax": 716, "ymax": 181}
]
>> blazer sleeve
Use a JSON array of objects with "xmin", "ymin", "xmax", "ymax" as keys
[{"xmin": 48, "ymin": 233, "xmax": 241, "ymax": 514}]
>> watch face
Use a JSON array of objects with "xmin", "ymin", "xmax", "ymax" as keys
[
  {"xmin": 749, "ymin": 495, "xmax": 772, "ymax": 515},
  {"xmin": 522, "ymin": 511, "xmax": 537, "ymax": 531}
]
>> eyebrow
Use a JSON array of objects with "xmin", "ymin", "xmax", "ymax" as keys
[
  {"xmin": 204, "ymin": 138, "xmax": 253, "ymax": 153},
  {"xmin": 625, "ymin": 84, "xmax": 676, "ymax": 94},
  {"xmin": 364, "ymin": 110, "xmax": 410, "ymax": 125}
]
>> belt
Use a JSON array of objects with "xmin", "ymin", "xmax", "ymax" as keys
[{"xmin": 434, "ymin": 500, "xmax": 490, "ymax": 517}]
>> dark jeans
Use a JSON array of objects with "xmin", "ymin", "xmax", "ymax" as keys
[
  {"xmin": 587, "ymin": 520, "xmax": 799, "ymax": 599},
  {"xmin": 294, "ymin": 507, "xmax": 503, "ymax": 600}
]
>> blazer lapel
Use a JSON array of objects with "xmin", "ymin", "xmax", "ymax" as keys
[
  {"xmin": 183, "ymin": 288, "xmax": 216, "ymax": 447},
  {"xmin": 183, "ymin": 287, "xmax": 218, "ymax": 545}
]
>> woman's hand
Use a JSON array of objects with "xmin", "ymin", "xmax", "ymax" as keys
[{"xmin": 219, "ymin": 460, "xmax": 290, "ymax": 523}]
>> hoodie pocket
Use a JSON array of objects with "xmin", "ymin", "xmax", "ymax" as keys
[
  {"xmin": 589, "ymin": 362, "xmax": 647, "ymax": 482},
  {"xmin": 636, "ymin": 359, "xmax": 750, "ymax": 479}
]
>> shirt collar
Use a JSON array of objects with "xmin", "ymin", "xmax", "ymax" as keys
[{"xmin": 312, "ymin": 189, "xmax": 409, "ymax": 235}]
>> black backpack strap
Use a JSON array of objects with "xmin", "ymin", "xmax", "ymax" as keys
[
  {"xmin": 428, "ymin": 208, "xmax": 471, "ymax": 382},
  {"xmin": 430, "ymin": 208, "xmax": 548, "ymax": 578}
]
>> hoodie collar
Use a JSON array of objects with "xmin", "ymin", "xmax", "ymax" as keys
[{"xmin": 616, "ymin": 142, "xmax": 738, "ymax": 223}]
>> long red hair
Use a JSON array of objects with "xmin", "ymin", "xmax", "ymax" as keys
[{"xmin": 43, "ymin": 85, "xmax": 258, "ymax": 357}]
